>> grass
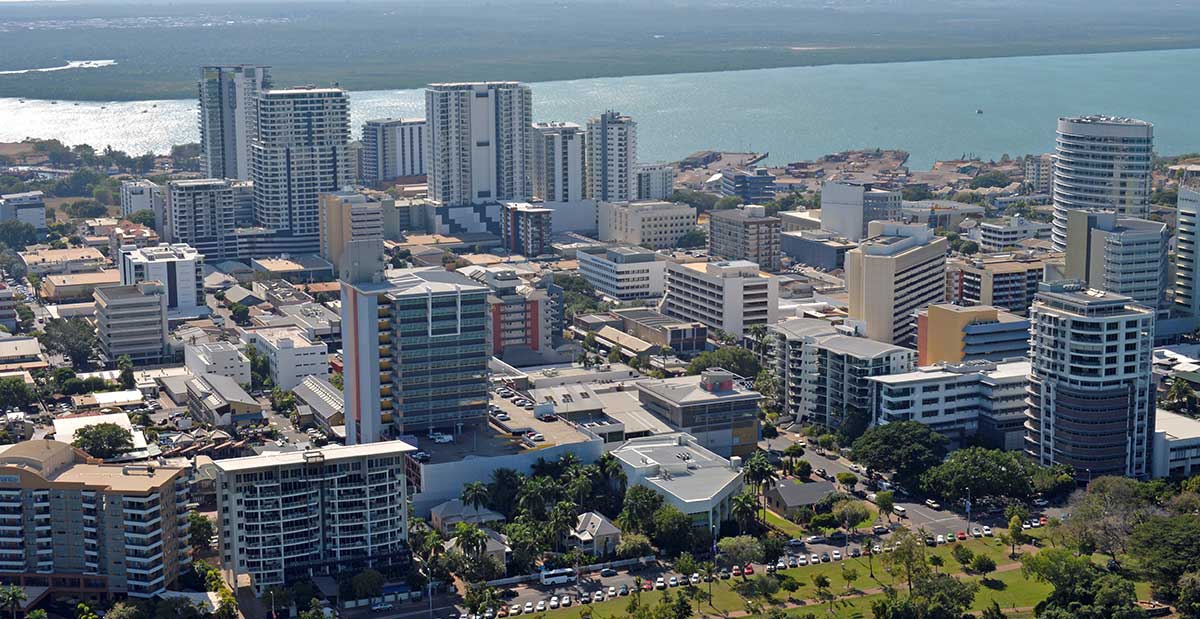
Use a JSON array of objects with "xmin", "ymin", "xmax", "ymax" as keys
[{"xmin": 764, "ymin": 510, "xmax": 804, "ymax": 537}]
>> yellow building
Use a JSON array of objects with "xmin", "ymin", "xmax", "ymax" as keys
[
  {"xmin": 917, "ymin": 304, "xmax": 1030, "ymax": 365},
  {"xmin": 846, "ymin": 221, "xmax": 948, "ymax": 346}
]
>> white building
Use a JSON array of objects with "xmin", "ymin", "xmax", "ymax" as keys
[
  {"xmin": 1152, "ymin": 410, "xmax": 1200, "ymax": 479},
  {"xmin": 1026, "ymin": 281, "xmax": 1155, "ymax": 481},
  {"xmin": 425, "ymin": 82, "xmax": 532, "ymax": 206},
  {"xmin": 120, "ymin": 179, "xmax": 164, "ymax": 221},
  {"xmin": 241, "ymin": 326, "xmax": 328, "ymax": 391},
  {"xmin": 184, "ymin": 341, "xmax": 251, "ymax": 385},
  {"xmin": 1061, "ymin": 211, "xmax": 1169, "ymax": 312},
  {"xmin": 250, "ymin": 86, "xmax": 353, "ymax": 254},
  {"xmin": 0, "ymin": 191, "xmax": 47, "ymax": 232},
  {"xmin": 360, "ymin": 118, "xmax": 426, "ymax": 183},
  {"xmin": 636, "ymin": 163, "xmax": 676, "ymax": 201},
  {"xmin": 871, "ymin": 359, "xmax": 1031, "ymax": 450},
  {"xmin": 94, "ymin": 282, "xmax": 169, "ymax": 366},
  {"xmin": 213, "ymin": 441, "xmax": 415, "ymax": 594},
  {"xmin": 1024, "ymin": 153, "xmax": 1054, "ymax": 195},
  {"xmin": 199, "ymin": 65, "xmax": 271, "ymax": 180},
  {"xmin": 971, "ymin": 216, "xmax": 1052, "ymax": 252},
  {"xmin": 586, "ymin": 111, "xmax": 637, "ymax": 203},
  {"xmin": 118, "ymin": 243, "xmax": 205, "ymax": 317},
  {"xmin": 1177, "ymin": 186, "xmax": 1200, "ymax": 321},
  {"xmin": 660, "ymin": 260, "xmax": 779, "ymax": 337},
  {"xmin": 577, "ymin": 246, "xmax": 666, "ymax": 301},
  {"xmin": 611, "ymin": 433, "xmax": 744, "ymax": 528},
  {"xmin": 164, "ymin": 179, "xmax": 241, "ymax": 261},
  {"xmin": 598, "ymin": 199, "xmax": 696, "ymax": 249},
  {"xmin": 1051, "ymin": 115, "xmax": 1153, "ymax": 250},
  {"xmin": 845, "ymin": 221, "xmax": 948, "ymax": 347},
  {"xmin": 532, "ymin": 122, "xmax": 585, "ymax": 203},
  {"xmin": 819, "ymin": 181, "xmax": 900, "ymax": 242}
]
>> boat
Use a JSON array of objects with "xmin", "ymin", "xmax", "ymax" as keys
[{"xmin": 976, "ymin": 108, "xmax": 983, "ymax": 114}]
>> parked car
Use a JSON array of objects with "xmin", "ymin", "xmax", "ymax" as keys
[
  {"xmin": 936, "ymin": 535, "xmax": 946, "ymax": 544},
  {"xmin": 371, "ymin": 603, "xmax": 395, "ymax": 611},
  {"xmin": 983, "ymin": 526, "xmax": 993, "ymax": 536},
  {"xmin": 600, "ymin": 568, "xmax": 617, "ymax": 577},
  {"xmin": 831, "ymin": 550, "xmax": 842, "ymax": 561}
]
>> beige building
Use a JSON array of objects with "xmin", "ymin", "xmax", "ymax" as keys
[
  {"xmin": 319, "ymin": 189, "xmax": 385, "ymax": 276},
  {"xmin": 0, "ymin": 440, "xmax": 191, "ymax": 598},
  {"xmin": 944, "ymin": 252, "xmax": 1056, "ymax": 316},
  {"xmin": 94, "ymin": 282, "xmax": 169, "ymax": 365},
  {"xmin": 41, "ymin": 270, "xmax": 122, "ymax": 303},
  {"xmin": 707, "ymin": 204, "xmax": 782, "ymax": 271},
  {"xmin": 846, "ymin": 221, "xmax": 948, "ymax": 346},
  {"xmin": 660, "ymin": 260, "xmax": 778, "ymax": 337},
  {"xmin": 598, "ymin": 200, "xmax": 697, "ymax": 249},
  {"xmin": 19, "ymin": 246, "xmax": 108, "ymax": 276}
]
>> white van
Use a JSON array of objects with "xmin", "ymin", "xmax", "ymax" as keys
[{"xmin": 893, "ymin": 505, "xmax": 907, "ymax": 518}]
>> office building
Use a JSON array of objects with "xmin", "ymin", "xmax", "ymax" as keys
[
  {"xmin": 425, "ymin": 82, "xmax": 533, "ymax": 206},
  {"xmin": 610, "ymin": 307, "xmax": 708, "ymax": 354},
  {"xmin": 500, "ymin": 202, "xmax": 552, "ymax": 256},
  {"xmin": 769, "ymin": 317, "xmax": 915, "ymax": 430},
  {"xmin": 586, "ymin": 111, "xmax": 637, "ymax": 203},
  {"xmin": 0, "ymin": 191, "xmax": 47, "ymax": 232},
  {"xmin": 845, "ymin": 221, "xmax": 948, "ymax": 346},
  {"xmin": 720, "ymin": 168, "xmax": 775, "ymax": 203},
  {"xmin": 0, "ymin": 440, "xmax": 191, "ymax": 598},
  {"xmin": 120, "ymin": 180, "xmax": 164, "ymax": 224},
  {"xmin": 1025, "ymin": 281, "xmax": 1155, "ymax": 480},
  {"xmin": 944, "ymin": 253, "xmax": 1054, "ymax": 315},
  {"xmin": 241, "ymin": 327, "xmax": 328, "ymax": 391},
  {"xmin": 340, "ymin": 266, "xmax": 489, "ymax": 444},
  {"xmin": 186, "ymin": 373, "xmax": 263, "ymax": 428},
  {"xmin": 318, "ymin": 189, "xmax": 385, "ymax": 276},
  {"xmin": 459, "ymin": 265, "xmax": 553, "ymax": 358},
  {"xmin": 108, "ymin": 222, "xmax": 160, "ymax": 258},
  {"xmin": 1152, "ymin": 411, "xmax": 1200, "ymax": 479},
  {"xmin": 971, "ymin": 216, "xmax": 1052, "ymax": 252},
  {"xmin": 184, "ymin": 342, "xmax": 251, "ymax": 384},
  {"xmin": 780, "ymin": 230, "xmax": 855, "ymax": 270},
  {"xmin": 118, "ymin": 243, "xmax": 204, "ymax": 316},
  {"xmin": 707, "ymin": 204, "xmax": 782, "ymax": 271},
  {"xmin": 1024, "ymin": 153, "xmax": 1054, "ymax": 195},
  {"xmin": 164, "ymin": 179, "xmax": 241, "ymax": 261},
  {"xmin": 611, "ymin": 433, "xmax": 745, "ymax": 528},
  {"xmin": 360, "ymin": 118, "xmax": 426, "ymax": 184},
  {"xmin": 0, "ymin": 284, "xmax": 15, "ymax": 332},
  {"xmin": 1051, "ymin": 115, "xmax": 1154, "ymax": 250},
  {"xmin": 250, "ymin": 86, "xmax": 353, "ymax": 254},
  {"xmin": 577, "ymin": 246, "xmax": 666, "ymax": 301},
  {"xmin": 819, "ymin": 181, "xmax": 901, "ymax": 242},
  {"xmin": 916, "ymin": 304, "xmax": 1030, "ymax": 365},
  {"xmin": 532, "ymin": 122, "xmax": 585, "ymax": 203},
  {"xmin": 1176, "ymin": 186, "xmax": 1200, "ymax": 321},
  {"xmin": 94, "ymin": 282, "xmax": 169, "ymax": 366},
  {"xmin": 597, "ymin": 199, "xmax": 696, "ymax": 249},
  {"xmin": 661, "ymin": 260, "xmax": 778, "ymax": 337},
  {"xmin": 214, "ymin": 441, "xmax": 414, "ymax": 594},
  {"xmin": 635, "ymin": 163, "xmax": 675, "ymax": 201},
  {"xmin": 19, "ymin": 247, "xmax": 107, "ymax": 276},
  {"xmin": 199, "ymin": 65, "xmax": 272, "ymax": 180},
  {"xmin": 636, "ymin": 368, "xmax": 762, "ymax": 457},
  {"xmin": 871, "ymin": 359, "xmax": 1030, "ymax": 449},
  {"xmin": 40, "ymin": 271, "xmax": 121, "ymax": 303},
  {"xmin": 899, "ymin": 200, "xmax": 985, "ymax": 231},
  {"xmin": 1061, "ymin": 211, "xmax": 1169, "ymax": 312}
]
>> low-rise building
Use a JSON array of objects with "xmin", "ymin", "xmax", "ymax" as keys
[
  {"xmin": 610, "ymin": 307, "xmax": 707, "ymax": 355},
  {"xmin": 636, "ymin": 368, "xmax": 762, "ymax": 457},
  {"xmin": 764, "ymin": 478, "xmax": 837, "ymax": 517},
  {"xmin": 567, "ymin": 512, "xmax": 621, "ymax": 557},
  {"xmin": 240, "ymin": 327, "xmax": 328, "ymax": 391},
  {"xmin": 598, "ymin": 200, "xmax": 696, "ymax": 249},
  {"xmin": 1152, "ymin": 410, "xmax": 1200, "ymax": 479},
  {"xmin": 970, "ymin": 216, "xmax": 1052, "ymax": 252},
  {"xmin": 184, "ymin": 342, "xmax": 251, "ymax": 384},
  {"xmin": 660, "ymin": 260, "xmax": 778, "ymax": 337},
  {"xmin": 0, "ymin": 285, "xmax": 16, "ymax": 332},
  {"xmin": 94, "ymin": 282, "xmax": 169, "ymax": 366},
  {"xmin": 41, "ymin": 270, "xmax": 121, "ymax": 303},
  {"xmin": 916, "ymin": 304, "xmax": 1030, "ymax": 366},
  {"xmin": 108, "ymin": 222, "xmax": 160, "ymax": 258},
  {"xmin": 720, "ymin": 168, "xmax": 775, "ymax": 203},
  {"xmin": 293, "ymin": 375, "xmax": 344, "ymax": 440},
  {"xmin": 118, "ymin": 244, "xmax": 205, "ymax": 317},
  {"xmin": 249, "ymin": 255, "xmax": 336, "ymax": 283},
  {"xmin": 186, "ymin": 373, "xmax": 263, "ymax": 428},
  {"xmin": 213, "ymin": 441, "xmax": 415, "ymax": 594},
  {"xmin": 780, "ymin": 230, "xmax": 855, "ymax": 270},
  {"xmin": 577, "ymin": 246, "xmax": 667, "ymax": 301},
  {"xmin": 0, "ymin": 440, "xmax": 191, "ymax": 598},
  {"xmin": 0, "ymin": 336, "xmax": 46, "ymax": 373},
  {"xmin": 20, "ymin": 246, "xmax": 108, "ymax": 276},
  {"xmin": 612, "ymin": 433, "xmax": 745, "ymax": 528},
  {"xmin": 707, "ymin": 204, "xmax": 781, "ymax": 271},
  {"xmin": 898, "ymin": 200, "xmax": 986, "ymax": 230},
  {"xmin": 429, "ymin": 498, "xmax": 505, "ymax": 534}
]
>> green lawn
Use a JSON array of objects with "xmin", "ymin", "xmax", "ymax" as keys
[{"xmin": 765, "ymin": 509, "xmax": 805, "ymax": 537}]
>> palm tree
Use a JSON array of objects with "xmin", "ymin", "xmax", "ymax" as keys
[
  {"xmin": 743, "ymin": 451, "xmax": 778, "ymax": 519},
  {"xmin": 517, "ymin": 476, "xmax": 557, "ymax": 520},
  {"xmin": 731, "ymin": 492, "xmax": 759, "ymax": 533},
  {"xmin": 597, "ymin": 453, "xmax": 627, "ymax": 512},
  {"xmin": 1167, "ymin": 377, "xmax": 1196, "ymax": 412},
  {"xmin": 488, "ymin": 468, "xmax": 523, "ymax": 517},
  {"xmin": 700, "ymin": 561, "xmax": 718, "ymax": 605},
  {"xmin": 453, "ymin": 522, "xmax": 488, "ymax": 560},
  {"xmin": 461, "ymin": 481, "xmax": 489, "ymax": 512},
  {"xmin": 658, "ymin": 346, "xmax": 675, "ymax": 372},
  {"xmin": 558, "ymin": 452, "xmax": 581, "ymax": 472},
  {"xmin": 0, "ymin": 585, "xmax": 27, "ymax": 619},
  {"xmin": 548, "ymin": 500, "xmax": 580, "ymax": 551},
  {"xmin": 747, "ymin": 324, "xmax": 769, "ymax": 359},
  {"xmin": 567, "ymin": 469, "xmax": 595, "ymax": 508}
]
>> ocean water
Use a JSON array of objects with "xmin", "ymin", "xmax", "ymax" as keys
[{"xmin": 0, "ymin": 48, "xmax": 1197, "ymax": 169}]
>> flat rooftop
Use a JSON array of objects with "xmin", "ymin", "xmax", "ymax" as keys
[
  {"xmin": 612, "ymin": 434, "xmax": 741, "ymax": 502},
  {"xmin": 637, "ymin": 373, "xmax": 761, "ymax": 406},
  {"xmin": 213, "ymin": 440, "xmax": 416, "ymax": 473},
  {"xmin": 1157, "ymin": 410, "xmax": 1200, "ymax": 440},
  {"xmin": 405, "ymin": 394, "xmax": 595, "ymax": 461}
]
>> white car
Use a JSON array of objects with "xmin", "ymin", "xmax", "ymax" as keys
[
  {"xmin": 796, "ymin": 555, "xmax": 808, "ymax": 566},
  {"xmin": 432, "ymin": 434, "xmax": 454, "ymax": 444},
  {"xmin": 832, "ymin": 550, "xmax": 842, "ymax": 561},
  {"xmin": 494, "ymin": 413, "xmax": 510, "ymax": 422},
  {"xmin": 509, "ymin": 605, "xmax": 521, "ymax": 615},
  {"xmin": 528, "ymin": 433, "xmax": 545, "ymax": 442},
  {"xmin": 607, "ymin": 586, "xmax": 616, "ymax": 598},
  {"xmin": 691, "ymin": 573, "xmax": 701, "ymax": 584},
  {"xmin": 775, "ymin": 560, "xmax": 786, "ymax": 570},
  {"xmin": 549, "ymin": 597, "xmax": 559, "ymax": 609},
  {"xmin": 371, "ymin": 603, "xmax": 394, "ymax": 611},
  {"xmin": 810, "ymin": 553, "xmax": 820, "ymax": 564},
  {"xmin": 668, "ymin": 576, "xmax": 678, "ymax": 587},
  {"xmin": 535, "ymin": 601, "xmax": 546, "ymax": 612},
  {"xmin": 592, "ymin": 592, "xmax": 604, "ymax": 603},
  {"xmin": 561, "ymin": 596, "xmax": 572, "ymax": 607},
  {"xmin": 983, "ymin": 526, "xmax": 993, "ymax": 536},
  {"xmin": 655, "ymin": 577, "xmax": 665, "ymax": 589},
  {"xmin": 523, "ymin": 602, "xmax": 533, "ymax": 614}
]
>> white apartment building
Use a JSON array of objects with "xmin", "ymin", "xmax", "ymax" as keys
[
  {"xmin": 120, "ymin": 179, "xmax": 164, "ymax": 220},
  {"xmin": 770, "ymin": 318, "xmax": 915, "ymax": 430},
  {"xmin": 1176, "ymin": 186, "xmax": 1200, "ymax": 321},
  {"xmin": 846, "ymin": 221, "xmax": 948, "ymax": 346},
  {"xmin": 586, "ymin": 111, "xmax": 637, "ymax": 202},
  {"xmin": 0, "ymin": 191, "xmax": 47, "ymax": 232},
  {"xmin": 118, "ymin": 243, "xmax": 204, "ymax": 316},
  {"xmin": 970, "ymin": 216, "xmax": 1052, "ymax": 252},
  {"xmin": 214, "ymin": 441, "xmax": 414, "ymax": 594},
  {"xmin": 250, "ymin": 87, "xmax": 353, "ymax": 253},
  {"xmin": 819, "ymin": 181, "xmax": 901, "ymax": 242},
  {"xmin": 577, "ymin": 246, "xmax": 666, "ymax": 301},
  {"xmin": 532, "ymin": 122, "xmax": 585, "ymax": 203},
  {"xmin": 598, "ymin": 199, "xmax": 697, "ymax": 249},
  {"xmin": 241, "ymin": 326, "xmax": 328, "ymax": 391},
  {"xmin": 94, "ymin": 282, "xmax": 169, "ymax": 365},
  {"xmin": 164, "ymin": 179, "xmax": 240, "ymax": 261},
  {"xmin": 199, "ymin": 65, "xmax": 272, "ymax": 180},
  {"xmin": 660, "ymin": 260, "xmax": 778, "ymax": 336},
  {"xmin": 184, "ymin": 341, "xmax": 251, "ymax": 384},
  {"xmin": 1024, "ymin": 153, "xmax": 1054, "ymax": 195},
  {"xmin": 636, "ymin": 163, "xmax": 676, "ymax": 201},
  {"xmin": 360, "ymin": 118, "xmax": 426, "ymax": 183},
  {"xmin": 1026, "ymin": 281, "xmax": 1155, "ymax": 481},
  {"xmin": 1051, "ymin": 115, "xmax": 1153, "ymax": 250},
  {"xmin": 1062, "ymin": 211, "xmax": 1169, "ymax": 312},
  {"xmin": 425, "ymin": 82, "xmax": 533, "ymax": 206},
  {"xmin": 871, "ymin": 359, "xmax": 1030, "ymax": 450}
]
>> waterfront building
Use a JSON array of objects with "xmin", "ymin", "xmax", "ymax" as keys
[
  {"xmin": 720, "ymin": 168, "xmax": 775, "ymax": 203},
  {"xmin": 916, "ymin": 304, "xmax": 1030, "ymax": 365},
  {"xmin": 94, "ymin": 282, "xmax": 169, "ymax": 366},
  {"xmin": 577, "ymin": 246, "xmax": 666, "ymax": 301},
  {"xmin": 597, "ymin": 199, "xmax": 696, "ymax": 249},
  {"xmin": 532, "ymin": 122, "xmax": 586, "ymax": 204},
  {"xmin": 1051, "ymin": 115, "xmax": 1153, "ymax": 250},
  {"xmin": 198, "ymin": 65, "xmax": 272, "ymax": 180},
  {"xmin": 707, "ymin": 204, "xmax": 782, "ymax": 272},
  {"xmin": 360, "ymin": 118, "xmax": 426, "ymax": 183},
  {"xmin": 819, "ymin": 181, "xmax": 901, "ymax": 242},
  {"xmin": 635, "ymin": 163, "xmax": 675, "ymax": 201},
  {"xmin": 845, "ymin": 221, "xmax": 948, "ymax": 346},
  {"xmin": 660, "ymin": 260, "xmax": 778, "ymax": 337},
  {"xmin": 586, "ymin": 111, "xmax": 637, "ymax": 203}
]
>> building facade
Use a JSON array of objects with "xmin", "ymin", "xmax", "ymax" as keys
[
  {"xmin": 120, "ymin": 180, "xmax": 164, "ymax": 221},
  {"xmin": 360, "ymin": 118, "xmax": 426, "ymax": 183},
  {"xmin": 597, "ymin": 200, "xmax": 696, "ymax": 249},
  {"xmin": 720, "ymin": 168, "xmax": 775, "ymax": 203},
  {"xmin": 819, "ymin": 181, "xmax": 901, "ymax": 242},
  {"xmin": 184, "ymin": 342, "xmax": 251, "ymax": 384},
  {"xmin": 577, "ymin": 246, "xmax": 666, "ymax": 301},
  {"xmin": 916, "ymin": 304, "xmax": 1030, "ymax": 365},
  {"xmin": 971, "ymin": 216, "xmax": 1052, "ymax": 252},
  {"xmin": 1176, "ymin": 186, "xmax": 1200, "ymax": 321},
  {"xmin": 500, "ymin": 202, "xmax": 552, "ymax": 256},
  {"xmin": 944, "ymin": 253, "xmax": 1054, "ymax": 316},
  {"xmin": 636, "ymin": 369, "xmax": 762, "ymax": 457},
  {"xmin": 94, "ymin": 283, "xmax": 169, "ymax": 366},
  {"xmin": 118, "ymin": 243, "xmax": 204, "ymax": 316},
  {"xmin": 532, "ymin": 122, "xmax": 585, "ymax": 204},
  {"xmin": 241, "ymin": 327, "xmax": 328, "ymax": 391},
  {"xmin": 586, "ymin": 111, "xmax": 637, "ymax": 203},
  {"xmin": 707, "ymin": 204, "xmax": 782, "ymax": 271},
  {"xmin": 845, "ymin": 222, "xmax": 948, "ymax": 346},
  {"xmin": 199, "ymin": 65, "xmax": 272, "ymax": 180},
  {"xmin": 660, "ymin": 260, "xmax": 778, "ymax": 337},
  {"xmin": 459, "ymin": 266, "xmax": 553, "ymax": 358},
  {"xmin": 318, "ymin": 189, "xmax": 385, "ymax": 276},
  {"xmin": 1062, "ymin": 211, "xmax": 1169, "ymax": 312},
  {"xmin": 0, "ymin": 191, "xmax": 47, "ymax": 232},
  {"xmin": 635, "ymin": 163, "xmax": 675, "ymax": 201},
  {"xmin": 164, "ymin": 179, "xmax": 241, "ymax": 261}
]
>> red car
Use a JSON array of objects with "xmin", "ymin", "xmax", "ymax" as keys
[
  {"xmin": 956, "ymin": 530, "xmax": 967, "ymax": 540},
  {"xmin": 743, "ymin": 564, "xmax": 755, "ymax": 575},
  {"xmin": 642, "ymin": 581, "xmax": 653, "ymax": 591},
  {"xmin": 1039, "ymin": 516, "xmax": 1048, "ymax": 526}
]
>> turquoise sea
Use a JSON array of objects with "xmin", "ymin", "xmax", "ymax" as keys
[{"xmin": 1, "ymin": 48, "xmax": 1197, "ymax": 169}]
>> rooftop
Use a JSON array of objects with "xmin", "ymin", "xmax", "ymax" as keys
[
  {"xmin": 636, "ymin": 370, "xmax": 761, "ymax": 406},
  {"xmin": 612, "ymin": 433, "xmax": 742, "ymax": 503},
  {"xmin": 0, "ymin": 440, "xmax": 183, "ymax": 493},
  {"xmin": 43, "ymin": 270, "xmax": 121, "ymax": 286},
  {"xmin": 871, "ymin": 359, "xmax": 1030, "ymax": 385},
  {"xmin": 1156, "ymin": 410, "xmax": 1200, "ymax": 440},
  {"xmin": 19, "ymin": 246, "xmax": 106, "ymax": 265},
  {"xmin": 212, "ymin": 440, "xmax": 416, "ymax": 473}
]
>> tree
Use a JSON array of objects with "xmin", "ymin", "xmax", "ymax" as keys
[
  {"xmin": 188, "ymin": 512, "xmax": 216, "ymax": 551},
  {"xmin": 27, "ymin": 611, "xmax": 48, "ymax": 619},
  {"xmin": 617, "ymin": 532, "xmax": 653, "ymax": 559},
  {"xmin": 127, "ymin": 209, "xmax": 157, "ymax": 227},
  {"xmin": 0, "ymin": 587, "xmax": 25, "ymax": 619},
  {"xmin": 716, "ymin": 535, "xmax": 763, "ymax": 568},
  {"xmin": 971, "ymin": 554, "xmax": 996, "ymax": 579},
  {"xmin": 1006, "ymin": 515, "xmax": 1027, "ymax": 558},
  {"xmin": 1165, "ymin": 376, "xmax": 1197, "ymax": 411},
  {"xmin": 608, "ymin": 344, "xmax": 623, "ymax": 363},
  {"xmin": 969, "ymin": 171, "xmax": 1012, "ymax": 189},
  {"xmin": 71, "ymin": 422, "xmax": 134, "ymax": 459},
  {"xmin": 1129, "ymin": 514, "xmax": 1200, "ymax": 600},
  {"xmin": 1063, "ymin": 476, "xmax": 1153, "ymax": 560},
  {"xmin": 875, "ymin": 491, "xmax": 895, "ymax": 522},
  {"xmin": 761, "ymin": 534, "xmax": 786, "ymax": 563},
  {"xmin": 852, "ymin": 421, "xmax": 948, "ymax": 486},
  {"xmin": 0, "ymin": 220, "xmax": 36, "ymax": 252},
  {"xmin": 811, "ymin": 574, "xmax": 835, "ymax": 611},
  {"xmin": 1022, "ymin": 548, "xmax": 1147, "ymax": 619},
  {"xmin": 675, "ymin": 552, "xmax": 699, "ymax": 584},
  {"xmin": 920, "ymin": 447, "xmax": 1033, "ymax": 504},
  {"xmin": 117, "ymin": 354, "xmax": 135, "ymax": 389},
  {"xmin": 461, "ymin": 481, "xmax": 489, "ymax": 511},
  {"xmin": 618, "ymin": 485, "xmax": 663, "ymax": 534},
  {"xmin": 298, "ymin": 598, "xmax": 326, "ymax": 619},
  {"xmin": 351, "ymin": 568, "xmax": 385, "ymax": 600},
  {"xmin": 39, "ymin": 317, "xmax": 97, "ymax": 368},
  {"xmin": 731, "ymin": 492, "xmax": 758, "ymax": 533},
  {"xmin": 651, "ymin": 505, "xmax": 693, "ymax": 557},
  {"xmin": 792, "ymin": 459, "xmax": 814, "ymax": 480},
  {"xmin": 0, "ymin": 377, "xmax": 34, "ymax": 409},
  {"xmin": 99, "ymin": 605, "xmax": 140, "ymax": 619},
  {"xmin": 230, "ymin": 303, "xmax": 250, "ymax": 324},
  {"xmin": 843, "ymin": 566, "xmax": 859, "ymax": 594},
  {"xmin": 980, "ymin": 601, "xmax": 1007, "ymax": 619},
  {"xmin": 685, "ymin": 346, "xmax": 760, "ymax": 377},
  {"xmin": 154, "ymin": 598, "xmax": 202, "ymax": 619},
  {"xmin": 453, "ymin": 522, "xmax": 488, "ymax": 561},
  {"xmin": 951, "ymin": 544, "xmax": 974, "ymax": 568},
  {"xmin": 1178, "ymin": 571, "xmax": 1200, "ymax": 619},
  {"xmin": 677, "ymin": 228, "xmax": 706, "ymax": 248},
  {"xmin": 835, "ymin": 472, "xmax": 858, "ymax": 489}
]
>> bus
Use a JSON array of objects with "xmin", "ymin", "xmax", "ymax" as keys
[{"xmin": 540, "ymin": 568, "xmax": 577, "ymax": 586}]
